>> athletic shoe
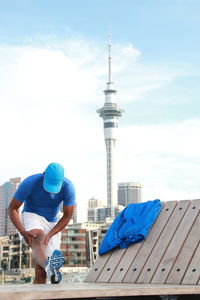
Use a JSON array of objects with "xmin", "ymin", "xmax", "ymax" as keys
[{"xmin": 45, "ymin": 249, "xmax": 64, "ymax": 284}]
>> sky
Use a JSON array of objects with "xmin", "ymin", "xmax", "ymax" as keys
[{"xmin": 0, "ymin": 0, "xmax": 200, "ymax": 221}]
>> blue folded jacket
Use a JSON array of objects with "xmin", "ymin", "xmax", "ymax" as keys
[{"xmin": 99, "ymin": 199, "xmax": 161, "ymax": 255}]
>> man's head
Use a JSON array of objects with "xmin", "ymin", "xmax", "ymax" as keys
[{"xmin": 43, "ymin": 162, "xmax": 64, "ymax": 194}]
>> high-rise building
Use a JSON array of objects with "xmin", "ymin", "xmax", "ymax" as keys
[
  {"xmin": 87, "ymin": 196, "xmax": 123, "ymax": 223},
  {"xmin": 0, "ymin": 177, "xmax": 21, "ymax": 236},
  {"xmin": 95, "ymin": 205, "xmax": 123, "ymax": 222},
  {"xmin": 87, "ymin": 197, "xmax": 104, "ymax": 222},
  {"xmin": 88, "ymin": 197, "xmax": 104, "ymax": 209},
  {"xmin": 118, "ymin": 182, "xmax": 142, "ymax": 206},
  {"xmin": 97, "ymin": 36, "xmax": 124, "ymax": 207}
]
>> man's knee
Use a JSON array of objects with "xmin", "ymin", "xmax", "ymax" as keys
[
  {"xmin": 29, "ymin": 229, "xmax": 45, "ymax": 236},
  {"xmin": 29, "ymin": 229, "xmax": 45, "ymax": 244}
]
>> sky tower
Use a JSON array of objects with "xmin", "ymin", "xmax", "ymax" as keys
[{"xmin": 97, "ymin": 36, "xmax": 124, "ymax": 207}]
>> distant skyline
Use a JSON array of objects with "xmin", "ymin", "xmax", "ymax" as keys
[{"xmin": 0, "ymin": 0, "xmax": 200, "ymax": 221}]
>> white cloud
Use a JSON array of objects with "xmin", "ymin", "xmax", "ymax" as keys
[
  {"xmin": 0, "ymin": 37, "xmax": 198, "ymax": 221},
  {"xmin": 118, "ymin": 119, "xmax": 200, "ymax": 202}
]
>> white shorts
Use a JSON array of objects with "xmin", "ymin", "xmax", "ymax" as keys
[{"xmin": 21, "ymin": 212, "xmax": 61, "ymax": 258}]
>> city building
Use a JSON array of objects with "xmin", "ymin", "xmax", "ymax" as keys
[
  {"xmin": 0, "ymin": 236, "xmax": 9, "ymax": 270},
  {"xmin": 97, "ymin": 36, "xmax": 124, "ymax": 208},
  {"xmin": 88, "ymin": 221, "xmax": 112, "ymax": 264},
  {"xmin": 87, "ymin": 196, "xmax": 123, "ymax": 223},
  {"xmin": 88, "ymin": 197, "xmax": 104, "ymax": 209},
  {"xmin": 61, "ymin": 220, "xmax": 113, "ymax": 267},
  {"xmin": 0, "ymin": 235, "xmax": 32, "ymax": 271},
  {"xmin": 0, "ymin": 177, "xmax": 21, "ymax": 236},
  {"xmin": 87, "ymin": 197, "xmax": 104, "ymax": 222},
  {"xmin": 118, "ymin": 182, "xmax": 142, "ymax": 206},
  {"xmin": 61, "ymin": 222, "xmax": 101, "ymax": 267},
  {"xmin": 93, "ymin": 205, "xmax": 123, "ymax": 223}
]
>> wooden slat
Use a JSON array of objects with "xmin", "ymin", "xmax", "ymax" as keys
[
  {"xmin": 109, "ymin": 242, "xmax": 143, "ymax": 282},
  {"xmin": 136, "ymin": 200, "xmax": 191, "ymax": 284},
  {"xmin": 182, "ymin": 242, "xmax": 200, "ymax": 285},
  {"xmin": 166, "ymin": 212, "xmax": 200, "ymax": 284},
  {"xmin": 151, "ymin": 200, "xmax": 200, "ymax": 284},
  {"xmin": 96, "ymin": 248, "xmax": 127, "ymax": 282},
  {"xmin": 84, "ymin": 251, "xmax": 113, "ymax": 282},
  {"xmin": 123, "ymin": 201, "xmax": 177, "ymax": 283}
]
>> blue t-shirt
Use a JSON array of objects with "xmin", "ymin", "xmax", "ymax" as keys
[{"xmin": 14, "ymin": 173, "xmax": 76, "ymax": 222}]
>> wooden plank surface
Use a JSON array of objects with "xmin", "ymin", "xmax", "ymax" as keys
[
  {"xmin": 182, "ymin": 242, "xmax": 200, "ymax": 285},
  {"xmin": 85, "ymin": 199, "xmax": 200, "ymax": 286},
  {"xmin": 123, "ymin": 201, "xmax": 177, "ymax": 283},
  {"xmin": 0, "ymin": 282, "xmax": 200, "ymax": 300},
  {"xmin": 84, "ymin": 251, "xmax": 112, "ymax": 282},
  {"xmin": 151, "ymin": 199, "xmax": 200, "ymax": 284},
  {"xmin": 109, "ymin": 242, "xmax": 142, "ymax": 282},
  {"xmin": 96, "ymin": 248, "xmax": 127, "ymax": 282},
  {"xmin": 166, "ymin": 212, "xmax": 200, "ymax": 284},
  {"xmin": 91, "ymin": 202, "xmax": 167, "ymax": 283},
  {"xmin": 136, "ymin": 200, "xmax": 191, "ymax": 284}
]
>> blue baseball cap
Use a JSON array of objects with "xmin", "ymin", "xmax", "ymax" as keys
[{"xmin": 43, "ymin": 162, "xmax": 64, "ymax": 194}]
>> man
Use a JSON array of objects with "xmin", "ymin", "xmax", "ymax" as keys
[{"xmin": 8, "ymin": 162, "xmax": 75, "ymax": 284}]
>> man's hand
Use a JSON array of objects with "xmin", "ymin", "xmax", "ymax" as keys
[
  {"xmin": 44, "ymin": 233, "xmax": 50, "ymax": 245},
  {"xmin": 22, "ymin": 231, "xmax": 37, "ymax": 247}
]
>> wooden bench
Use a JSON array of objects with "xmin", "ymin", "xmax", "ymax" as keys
[
  {"xmin": 0, "ymin": 200, "xmax": 199, "ymax": 299},
  {"xmin": 85, "ymin": 199, "xmax": 200, "ymax": 286}
]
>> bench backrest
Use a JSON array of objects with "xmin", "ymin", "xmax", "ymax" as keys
[{"xmin": 85, "ymin": 199, "xmax": 200, "ymax": 285}]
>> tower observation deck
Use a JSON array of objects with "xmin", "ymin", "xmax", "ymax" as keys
[{"xmin": 97, "ymin": 37, "xmax": 124, "ymax": 207}]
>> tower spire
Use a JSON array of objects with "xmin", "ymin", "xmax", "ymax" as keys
[
  {"xmin": 108, "ymin": 32, "xmax": 112, "ymax": 83},
  {"xmin": 104, "ymin": 31, "xmax": 116, "ymax": 102}
]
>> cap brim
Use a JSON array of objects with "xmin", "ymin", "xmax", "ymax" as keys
[{"xmin": 43, "ymin": 177, "xmax": 62, "ymax": 194}]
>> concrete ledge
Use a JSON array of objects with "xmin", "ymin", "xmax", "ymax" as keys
[{"xmin": 0, "ymin": 282, "xmax": 200, "ymax": 300}]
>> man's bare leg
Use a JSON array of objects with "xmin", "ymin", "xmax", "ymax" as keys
[
  {"xmin": 30, "ymin": 229, "xmax": 47, "ymax": 266},
  {"xmin": 34, "ymin": 263, "xmax": 46, "ymax": 284},
  {"xmin": 29, "ymin": 229, "xmax": 48, "ymax": 283},
  {"xmin": 28, "ymin": 228, "xmax": 64, "ymax": 284}
]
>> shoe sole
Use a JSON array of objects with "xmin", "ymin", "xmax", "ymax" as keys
[{"xmin": 49, "ymin": 250, "xmax": 64, "ymax": 284}]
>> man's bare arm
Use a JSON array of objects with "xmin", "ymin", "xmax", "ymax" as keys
[
  {"xmin": 8, "ymin": 198, "xmax": 25, "ymax": 234},
  {"xmin": 45, "ymin": 205, "xmax": 74, "ymax": 244},
  {"xmin": 8, "ymin": 198, "xmax": 35, "ymax": 246}
]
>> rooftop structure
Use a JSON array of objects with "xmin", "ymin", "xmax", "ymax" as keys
[{"xmin": 118, "ymin": 182, "xmax": 142, "ymax": 206}]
